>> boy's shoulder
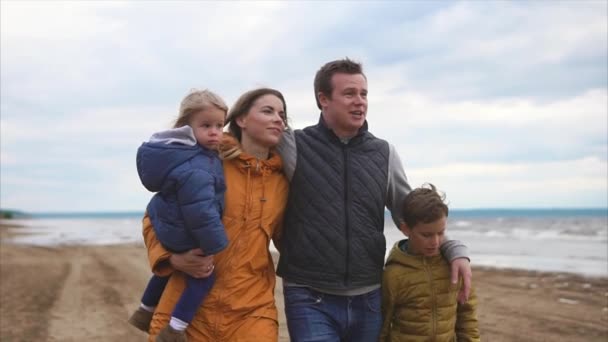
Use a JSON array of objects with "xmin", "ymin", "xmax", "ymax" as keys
[{"xmin": 383, "ymin": 254, "xmax": 418, "ymax": 279}]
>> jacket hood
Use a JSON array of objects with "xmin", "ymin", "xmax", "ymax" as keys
[
  {"xmin": 136, "ymin": 126, "xmax": 216, "ymax": 192},
  {"xmin": 220, "ymin": 133, "xmax": 283, "ymax": 175},
  {"xmin": 385, "ymin": 239, "xmax": 445, "ymax": 270}
]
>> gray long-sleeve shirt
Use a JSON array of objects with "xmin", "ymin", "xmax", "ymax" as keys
[{"xmin": 277, "ymin": 122, "xmax": 469, "ymax": 295}]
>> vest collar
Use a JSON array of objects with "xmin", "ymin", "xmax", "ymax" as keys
[{"xmin": 317, "ymin": 113, "xmax": 369, "ymax": 143}]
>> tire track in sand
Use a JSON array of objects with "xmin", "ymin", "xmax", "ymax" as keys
[
  {"xmin": 0, "ymin": 246, "xmax": 70, "ymax": 342},
  {"xmin": 47, "ymin": 246, "xmax": 148, "ymax": 341}
]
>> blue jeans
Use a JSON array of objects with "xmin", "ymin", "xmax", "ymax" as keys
[{"xmin": 283, "ymin": 285, "xmax": 382, "ymax": 342}]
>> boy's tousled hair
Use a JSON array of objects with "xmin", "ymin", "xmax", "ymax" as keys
[
  {"xmin": 401, "ymin": 183, "xmax": 449, "ymax": 228},
  {"xmin": 313, "ymin": 57, "xmax": 365, "ymax": 109},
  {"xmin": 174, "ymin": 89, "xmax": 228, "ymax": 128}
]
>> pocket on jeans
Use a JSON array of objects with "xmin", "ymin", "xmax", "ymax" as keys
[
  {"xmin": 364, "ymin": 288, "xmax": 381, "ymax": 313},
  {"xmin": 284, "ymin": 286, "xmax": 323, "ymax": 306}
]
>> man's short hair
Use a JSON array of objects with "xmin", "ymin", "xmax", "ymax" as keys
[{"xmin": 314, "ymin": 58, "xmax": 365, "ymax": 109}]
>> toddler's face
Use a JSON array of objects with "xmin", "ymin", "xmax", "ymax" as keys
[{"xmin": 190, "ymin": 108, "xmax": 225, "ymax": 150}]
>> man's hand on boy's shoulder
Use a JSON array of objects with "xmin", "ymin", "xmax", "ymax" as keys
[{"xmin": 450, "ymin": 257, "xmax": 472, "ymax": 304}]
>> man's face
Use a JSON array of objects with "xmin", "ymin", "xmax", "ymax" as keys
[{"xmin": 319, "ymin": 73, "xmax": 368, "ymax": 138}]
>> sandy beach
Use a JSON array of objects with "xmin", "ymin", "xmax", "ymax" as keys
[{"xmin": 1, "ymin": 223, "xmax": 607, "ymax": 342}]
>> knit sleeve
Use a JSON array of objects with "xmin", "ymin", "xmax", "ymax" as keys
[
  {"xmin": 385, "ymin": 143, "xmax": 411, "ymax": 227},
  {"xmin": 276, "ymin": 127, "xmax": 297, "ymax": 182},
  {"xmin": 439, "ymin": 239, "xmax": 470, "ymax": 261}
]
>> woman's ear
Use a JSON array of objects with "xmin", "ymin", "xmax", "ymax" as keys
[{"xmin": 236, "ymin": 115, "xmax": 247, "ymax": 129}]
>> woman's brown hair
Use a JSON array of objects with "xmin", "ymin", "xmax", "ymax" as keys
[{"xmin": 225, "ymin": 88, "xmax": 287, "ymax": 141}]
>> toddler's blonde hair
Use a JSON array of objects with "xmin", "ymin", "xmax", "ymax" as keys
[{"xmin": 174, "ymin": 89, "xmax": 228, "ymax": 128}]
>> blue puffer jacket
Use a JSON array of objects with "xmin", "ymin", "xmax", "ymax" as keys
[{"xmin": 136, "ymin": 126, "xmax": 228, "ymax": 254}]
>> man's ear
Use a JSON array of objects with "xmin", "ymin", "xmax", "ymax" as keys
[
  {"xmin": 318, "ymin": 92, "xmax": 329, "ymax": 108},
  {"xmin": 399, "ymin": 222, "xmax": 411, "ymax": 237}
]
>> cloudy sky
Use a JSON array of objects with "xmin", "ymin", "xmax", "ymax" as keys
[{"xmin": 1, "ymin": 0, "xmax": 606, "ymax": 213}]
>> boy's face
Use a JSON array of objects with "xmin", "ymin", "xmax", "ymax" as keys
[
  {"xmin": 400, "ymin": 215, "xmax": 447, "ymax": 257},
  {"xmin": 190, "ymin": 108, "xmax": 225, "ymax": 150}
]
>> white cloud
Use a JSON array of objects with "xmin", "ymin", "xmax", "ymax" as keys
[
  {"xmin": 364, "ymin": 1, "xmax": 606, "ymax": 101},
  {"xmin": 408, "ymin": 157, "xmax": 608, "ymax": 208},
  {"xmin": 426, "ymin": 2, "xmax": 606, "ymax": 64},
  {"xmin": 1, "ymin": 1, "xmax": 606, "ymax": 212},
  {"xmin": 369, "ymin": 87, "xmax": 606, "ymax": 128},
  {"xmin": 0, "ymin": 1, "xmax": 126, "ymax": 41},
  {"xmin": 369, "ymin": 87, "xmax": 607, "ymax": 166}
]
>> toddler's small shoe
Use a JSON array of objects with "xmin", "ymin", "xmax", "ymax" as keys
[
  {"xmin": 156, "ymin": 325, "xmax": 188, "ymax": 342},
  {"xmin": 128, "ymin": 307, "xmax": 153, "ymax": 333}
]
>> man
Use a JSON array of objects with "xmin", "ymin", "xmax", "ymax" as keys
[{"xmin": 276, "ymin": 58, "xmax": 472, "ymax": 341}]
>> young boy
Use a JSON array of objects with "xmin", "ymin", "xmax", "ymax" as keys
[
  {"xmin": 128, "ymin": 89, "xmax": 229, "ymax": 342},
  {"xmin": 380, "ymin": 184, "xmax": 480, "ymax": 342}
]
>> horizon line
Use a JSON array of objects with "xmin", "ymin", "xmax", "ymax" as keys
[{"xmin": 2, "ymin": 207, "xmax": 607, "ymax": 216}]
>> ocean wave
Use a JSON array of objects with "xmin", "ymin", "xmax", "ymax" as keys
[{"xmin": 451, "ymin": 229, "xmax": 607, "ymax": 242}]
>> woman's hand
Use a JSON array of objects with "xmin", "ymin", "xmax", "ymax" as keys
[{"xmin": 169, "ymin": 248, "xmax": 215, "ymax": 279}]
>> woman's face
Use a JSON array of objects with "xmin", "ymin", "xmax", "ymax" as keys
[{"xmin": 237, "ymin": 94, "xmax": 286, "ymax": 148}]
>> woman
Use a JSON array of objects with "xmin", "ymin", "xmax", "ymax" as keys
[{"xmin": 143, "ymin": 88, "xmax": 289, "ymax": 341}]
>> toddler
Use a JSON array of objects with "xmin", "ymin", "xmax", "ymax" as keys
[{"xmin": 128, "ymin": 89, "xmax": 229, "ymax": 342}]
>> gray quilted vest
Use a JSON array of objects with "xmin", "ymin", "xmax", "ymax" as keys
[{"xmin": 277, "ymin": 118, "xmax": 390, "ymax": 290}]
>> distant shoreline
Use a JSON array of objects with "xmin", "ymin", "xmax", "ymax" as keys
[
  {"xmin": 2, "ymin": 220, "xmax": 606, "ymax": 280},
  {"xmin": 3, "ymin": 207, "xmax": 607, "ymax": 219},
  {"xmin": 3, "ymin": 210, "xmax": 607, "ymax": 278}
]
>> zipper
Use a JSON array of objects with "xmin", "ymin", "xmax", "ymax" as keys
[
  {"xmin": 424, "ymin": 257, "xmax": 438, "ymax": 341},
  {"xmin": 343, "ymin": 144, "xmax": 350, "ymax": 286}
]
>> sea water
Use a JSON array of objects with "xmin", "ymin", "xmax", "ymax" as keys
[
  {"xmin": 3, "ymin": 209, "xmax": 606, "ymax": 277},
  {"xmin": 384, "ymin": 209, "xmax": 607, "ymax": 277}
]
